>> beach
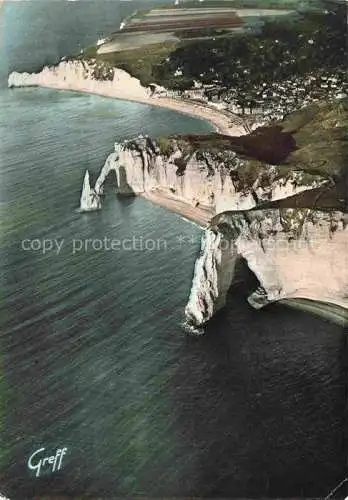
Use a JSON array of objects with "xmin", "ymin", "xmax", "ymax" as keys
[
  {"xmin": 144, "ymin": 95, "xmax": 247, "ymax": 136},
  {"xmin": 8, "ymin": 62, "xmax": 248, "ymax": 137},
  {"xmin": 141, "ymin": 188, "xmax": 214, "ymax": 228},
  {"xmin": 41, "ymin": 85, "xmax": 246, "ymax": 136}
]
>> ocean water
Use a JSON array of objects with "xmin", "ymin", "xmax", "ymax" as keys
[{"xmin": 0, "ymin": 2, "xmax": 347, "ymax": 499}]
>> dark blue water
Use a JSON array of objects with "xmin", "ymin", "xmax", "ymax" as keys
[{"xmin": 0, "ymin": 2, "xmax": 347, "ymax": 499}]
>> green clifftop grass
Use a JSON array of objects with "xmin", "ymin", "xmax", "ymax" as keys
[
  {"xmin": 156, "ymin": 99, "xmax": 347, "ymax": 209},
  {"xmin": 159, "ymin": 99, "xmax": 347, "ymax": 174}
]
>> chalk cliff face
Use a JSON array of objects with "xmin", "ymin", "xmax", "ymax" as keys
[
  {"xmin": 185, "ymin": 209, "xmax": 348, "ymax": 327},
  {"xmin": 8, "ymin": 60, "xmax": 150, "ymax": 100},
  {"xmin": 79, "ymin": 135, "xmax": 328, "ymax": 213}
]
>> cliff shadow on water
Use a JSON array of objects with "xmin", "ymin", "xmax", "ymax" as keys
[
  {"xmin": 117, "ymin": 165, "xmax": 135, "ymax": 196},
  {"xmin": 175, "ymin": 257, "xmax": 347, "ymax": 497},
  {"xmin": 101, "ymin": 168, "xmax": 118, "ymax": 189}
]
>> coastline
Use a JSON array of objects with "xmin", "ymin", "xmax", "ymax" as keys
[
  {"xmin": 147, "ymin": 95, "xmax": 246, "ymax": 136},
  {"xmin": 10, "ymin": 81, "xmax": 246, "ymax": 137},
  {"xmin": 8, "ymin": 72, "xmax": 244, "ymax": 225},
  {"xmin": 281, "ymin": 298, "xmax": 348, "ymax": 326},
  {"xmin": 140, "ymin": 189, "xmax": 214, "ymax": 228}
]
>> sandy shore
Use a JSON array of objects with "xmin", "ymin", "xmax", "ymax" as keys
[
  {"xmin": 144, "ymin": 96, "xmax": 246, "ymax": 136},
  {"xmin": 141, "ymin": 189, "xmax": 214, "ymax": 227}
]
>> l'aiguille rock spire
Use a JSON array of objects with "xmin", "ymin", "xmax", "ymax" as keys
[{"xmin": 79, "ymin": 170, "xmax": 102, "ymax": 212}]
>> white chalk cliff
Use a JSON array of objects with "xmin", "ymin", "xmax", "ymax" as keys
[
  {"xmin": 78, "ymin": 135, "xmax": 328, "ymax": 213},
  {"xmin": 8, "ymin": 60, "xmax": 150, "ymax": 100},
  {"xmin": 7, "ymin": 61, "xmax": 253, "ymax": 136},
  {"xmin": 185, "ymin": 209, "xmax": 348, "ymax": 327},
  {"xmin": 75, "ymin": 135, "xmax": 347, "ymax": 328}
]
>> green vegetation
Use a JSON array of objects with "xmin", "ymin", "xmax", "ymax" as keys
[
  {"xmin": 156, "ymin": 98, "xmax": 347, "ymax": 200},
  {"xmin": 84, "ymin": 1, "xmax": 346, "ymax": 92},
  {"xmin": 77, "ymin": 3, "xmax": 346, "ymax": 208},
  {"xmin": 281, "ymin": 98, "xmax": 347, "ymax": 180},
  {"xmin": 81, "ymin": 44, "xmax": 98, "ymax": 59},
  {"xmin": 95, "ymin": 42, "xmax": 178, "ymax": 87},
  {"xmin": 154, "ymin": 2, "xmax": 346, "ymax": 90},
  {"xmin": 77, "ymin": 0, "xmax": 346, "ymax": 97},
  {"xmin": 156, "ymin": 137, "xmax": 175, "ymax": 156}
]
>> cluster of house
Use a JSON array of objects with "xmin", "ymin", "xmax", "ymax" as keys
[
  {"xmin": 150, "ymin": 68, "xmax": 347, "ymax": 123},
  {"xmin": 219, "ymin": 69, "xmax": 348, "ymax": 121}
]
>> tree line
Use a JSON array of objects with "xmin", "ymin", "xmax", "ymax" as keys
[{"xmin": 152, "ymin": 1, "xmax": 347, "ymax": 91}]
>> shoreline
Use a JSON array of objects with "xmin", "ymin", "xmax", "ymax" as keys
[
  {"xmin": 281, "ymin": 298, "xmax": 348, "ymax": 326},
  {"xmin": 9, "ymin": 73, "xmax": 229, "ymax": 224},
  {"xmin": 140, "ymin": 189, "xmax": 214, "ymax": 228},
  {"xmin": 8, "ymin": 78, "xmax": 348, "ymax": 321},
  {"xmin": 8, "ymin": 77, "xmax": 241, "ymax": 224},
  {"xmin": 11, "ymin": 81, "xmax": 246, "ymax": 136},
  {"xmin": 148, "ymin": 95, "xmax": 246, "ymax": 136}
]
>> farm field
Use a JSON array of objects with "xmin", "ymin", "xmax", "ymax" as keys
[
  {"xmin": 93, "ymin": 2, "xmax": 298, "ymax": 55},
  {"xmin": 78, "ymin": 0, "xmax": 341, "ymax": 92}
]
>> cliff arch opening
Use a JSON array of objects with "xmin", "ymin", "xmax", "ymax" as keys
[
  {"xmin": 102, "ymin": 169, "xmax": 118, "ymax": 193},
  {"xmin": 226, "ymin": 256, "xmax": 261, "ymax": 305}
]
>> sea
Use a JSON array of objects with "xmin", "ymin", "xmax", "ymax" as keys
[{"xmin": 0, "ymin": 1, "xmax": 347, "ymax": 499}]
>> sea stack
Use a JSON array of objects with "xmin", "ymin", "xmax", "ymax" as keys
[{"xmin": 79, "ymin": 170, "xmax": 102, "ymax": 212}]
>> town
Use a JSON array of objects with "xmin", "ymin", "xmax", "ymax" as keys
[{"xmin": 149, "ymin": 67, "xmax": 347, "ymax": 127}]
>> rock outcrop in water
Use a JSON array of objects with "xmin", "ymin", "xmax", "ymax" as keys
[
  {"xmin": 79, "ymin": 170, "xmax": 102, "ymax": 211},
  {"xmin": 77, "ymin": 98, "xmax": 347, "ymax": 217},
  {"xmin": 185, "ymin": 209, "xmax": 348, "ymax": 327}
]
